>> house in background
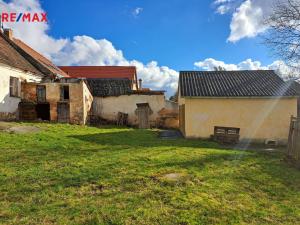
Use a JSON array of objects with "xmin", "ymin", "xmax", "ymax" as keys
[
  {"xmin": 178, "ymin": 70, "xmax": 299, "ymax": 145},
  {"xmin": 60, "ymin": 66, "xmax": 179, "ymax": 128},
  {"xmin": 21, "ymin": 78, "xmax": 93, "ymax": 124},
  {"xmin": 0, "ymin": 29, "xmax": 93, "ymax": 124},
  {"xmin": 60, "ymin": 66, "xmax": 139, "ymax": 90},
  {"xmin": 0, "ymin": 29, "xmax": 48, "ymax": 120}
]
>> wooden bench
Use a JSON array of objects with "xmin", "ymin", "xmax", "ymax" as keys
[{"xmin": 213, "ymin": 126, "xmax": 240, "ymax": 144}]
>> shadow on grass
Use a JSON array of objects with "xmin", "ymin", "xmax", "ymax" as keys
[
  {"xmin": 157, "ymin": 149, "xmax": 300, "ymax": 188},
  {"xmin": 39, "ymin": 149, "xmax": 299, "ymax": 194},
  {"xmin": 68, "ymin": 129, "xmax": 220, "ymax": 150}
]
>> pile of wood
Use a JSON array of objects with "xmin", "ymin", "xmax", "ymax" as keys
[
  {"xmin": 89, "ymin": 115, "xmax": 113, "ymax": 125},
  {"xmin": 89, "ymin": 112, "xmax": 128, "ymax": 126},
  {"xmin": 117, "ymin": 112, "xmax": 128, "ymax": 126}
]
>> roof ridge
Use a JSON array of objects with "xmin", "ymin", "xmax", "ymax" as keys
[
  {"xmin": 9, "ymin": 37, "xmax": 69, "ymax": 78},
  {"xmin": 0, "ymin": 32, "xmax": 42, "ymax": 75},
  {"xmin": 13, "ymin": 38, "xmax": 53, "ymax": 65}
]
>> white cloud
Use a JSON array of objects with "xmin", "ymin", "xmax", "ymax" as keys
[
  {"xmin": 1, "ymin": 0, "xmax": 297, "ymax": 96},
  {"xmin": 216, "ymin": 5, "xmax": 231, "ymax": 14},
  {"xmin": 132, "ymin": 7, "xmax": 143, "ymax": 17},
  {"xmin": 194, "ymin": 58, "xmax": 239, "ymax": 70},
  {"xmin": 0, "ymin": 0, "xmax": 67, "ymax": 59},
  {"xmin": 194, "ymin": 58, "xmax": 295, "ymax": 79},
  {"xmin": 214, "ymin": 0, "xmax": 277, "ymax": 42},
  {"xmin": 0, "ymin": 1, "xmax": 178, "ymax": 96}
]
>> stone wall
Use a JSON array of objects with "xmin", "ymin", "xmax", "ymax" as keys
[
  {"xmin": 44, "ymin": 82, "xmax": 86, "ymax": 124},
  {"xmin": 20, "ymin": 80, "xmax": 93, "ymax": 125},
  {"xmin": 0, "ymin": 112, "xmax": 17, "ymax": 121}
]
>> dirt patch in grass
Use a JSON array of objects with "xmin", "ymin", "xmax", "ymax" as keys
[
  {"xmin": 0, "ymin": 122, "xmax": 13, "ymax": 130},
  {"xmin": 162, "ymin": 173, "xmax": 185, "ymax": 181},
  {"xmin": 0, "ymin": 122, "xmax": 41, "ymax": 134}
]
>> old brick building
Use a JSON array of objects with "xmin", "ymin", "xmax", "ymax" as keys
[{"xmin": 0, "ymin": 29, "xmax": 93, "ymax": 124}]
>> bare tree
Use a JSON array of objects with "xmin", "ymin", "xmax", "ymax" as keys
[
  {"xmin": 213, "ymin": 66, "xmax": 226, "ymax": 71},
  {"xmin": 264, "ymin": 0, "xmax": 300, "ymax": 78}
]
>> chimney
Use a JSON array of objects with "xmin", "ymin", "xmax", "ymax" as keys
[
  {"xmin": 139, "ymin": 79, "xmax": 142, "ymax": 89},
  {"xmin": 4, "ymin": 29, "xmax": 13, "ymax": 40}
]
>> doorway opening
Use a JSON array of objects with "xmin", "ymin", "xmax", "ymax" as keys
[{"xmin": 36, "ymin": 103, "xmax": 50, "ymax": 121}]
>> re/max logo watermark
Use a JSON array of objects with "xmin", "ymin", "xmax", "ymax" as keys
[{"xmin": 0, "ymin": 12, "xmax": 47, "ymax": 22}]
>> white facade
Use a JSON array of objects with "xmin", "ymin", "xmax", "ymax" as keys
[{"xmin": 0, "ymin": 63, "xmax": 42, "ymax": 120}]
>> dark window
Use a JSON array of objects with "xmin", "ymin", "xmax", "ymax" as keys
[
  {"xmin": 9, "ymin": 77, "xmax": 20, "ymax": 97},
  {"xmin": 37, "ymin": 85, "xmax": 46, "ymax": 102},
  {"xmin": 60, "ymin": 85, "xmax": 70, "ymax": 101}
]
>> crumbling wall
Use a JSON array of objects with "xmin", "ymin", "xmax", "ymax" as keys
[
  {"xmin": 45, "ymin": 83, "xmax": 60, "ymax": 121},
  {"xmin": 44, "ymin": 81, "xmax": 91, "ymax": 125},
  {"xmin": 0, "ymin": 112, "xmax": 16, "ymax": 121},
  {"xmin": 21, "ymin": 83, "xmax": 37, "ymax": 102},
  {"xmin": 82, "ymin": 81, "xmax": 93, "ymax": 124},
  {"xmin": 69, "ymin": 82, "xmax": 84, "ymax": 124},
  {"xmin": 92, "ymin": 94, "xmax": 166, "ymax": 127},
  {"xmin": 157, "ymin": 107, "xmax": 179, "ymax": 129}
]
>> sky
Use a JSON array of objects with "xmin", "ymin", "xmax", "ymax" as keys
[{"xmin": 0, "ymin": 0, "xmax": 296, "ymax": 96}]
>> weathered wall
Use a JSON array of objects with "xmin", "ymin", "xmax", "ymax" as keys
[
  {"xmin": 21, "ymin": 80, "xmax": 92, "ymax": 125},
  {"xmin": 179, "ymin": 104, "xmax": 185, "ymax": 135},
  {"xmin": 182, "ymin": 98, "xmax": 298, "ymax": 144},
  {"xmin": 0, "ymin": 64, "xmax": 41, "ymax": 120},
  {"xmin": 44, "ymin": 82, "xmax": 88, "ymax": 124},
  {"xmin": 82, "ymin": 81, "xmax": 93, "ymax": 124},
  {"xmin": 158, "ymin": 101, "xmax": 179, "ymax": 129},
  {"xmin": 92, "ymin": 94, "xmax": 165, "ymax": 127},
  {"xmin": 297, "ymin": 98, "xmax": 300, "ymax": 117},
  {"xmin": 21, "ymin": 83, "xmax": 37, "ymax": 102}
]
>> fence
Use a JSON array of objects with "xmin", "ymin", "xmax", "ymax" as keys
[{"xmin": 287, "ymin": 116, "xmax": 300, "ymax": 163}]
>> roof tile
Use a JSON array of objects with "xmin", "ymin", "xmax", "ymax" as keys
[{"xmin": 179, "ymin": 70, "xmax": 299, "ymax": 97}]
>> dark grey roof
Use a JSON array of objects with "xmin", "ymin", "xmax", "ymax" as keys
[
  {"xmin": 179, "ymin": 70, "xmax": 299, "ymax": 97},
  {"xmin": 87, "ymin": 78, "xmax": 132, "ymax": 97},
  {"xmin": 287, "ymin": 81, "xmax": 300, "ymax": 95}
]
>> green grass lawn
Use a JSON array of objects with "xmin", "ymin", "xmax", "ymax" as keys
[{"xmin": 0, "ymin": 123, "xmax": 299, "ymax": 225}]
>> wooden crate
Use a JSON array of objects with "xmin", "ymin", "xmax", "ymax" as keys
[{"xmin": 213, "ymin": 126, "xmax": 240, "ymax": 144}]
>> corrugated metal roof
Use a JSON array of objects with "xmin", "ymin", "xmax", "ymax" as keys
[
  {"xmin": 287, "ymin": 81, "xmax": 300, "ymax": 95},
  {"xmin": 179, "ymin": 70, "xmax": 298, "ymax": 97}
]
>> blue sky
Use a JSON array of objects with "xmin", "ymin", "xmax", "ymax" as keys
[
  {"xmin": 0, "ymin": 0, "xmax": 288, "ymax": 95},
  {"xmin": 43, "ymin": 0, "xmax": 272, "ymax": 70}
]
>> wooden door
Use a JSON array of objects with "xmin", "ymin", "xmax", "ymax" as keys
[
  {"xmin": 57, "ymin": 102, "xmax": 70, "ymax": 123},
  {"xmin": 136, "ymin": 103, "xmax": 152, "ymax": 129}
]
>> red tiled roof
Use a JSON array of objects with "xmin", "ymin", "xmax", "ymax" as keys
[
  {"xmin": 13, "ymin": 39, "xmax": 69, "ymax": 78},
  {"xmin": 0, "ymin": 33, "xmax": 41, "ymax": 75},
  {"xmin": 59, "ymin": 66, "xmax": 136, "ymax": 80}
]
